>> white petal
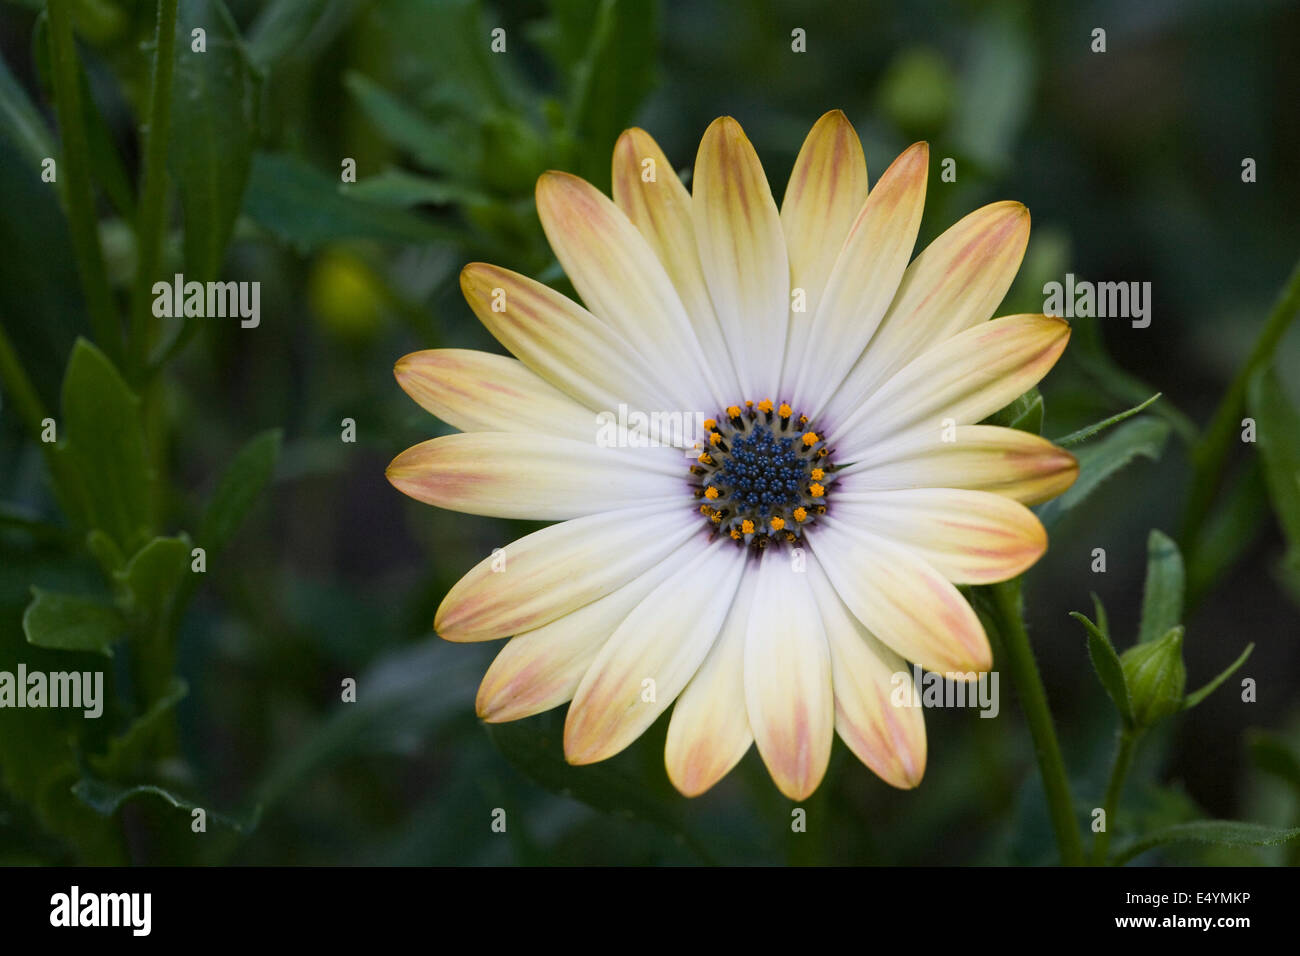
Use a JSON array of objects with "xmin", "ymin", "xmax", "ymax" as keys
[
  {"xmin": 665, "ymin": 567, "xmax": 758, "ymax": 796},
  {"xmin": 805, "ymin": 554, "xmax": 926, "ymax": 788},
  {"xmin": 564, "ymin": 540, "xmax": 745, "ymax": 764},
  {"xmin": 807, "ymin": 519, "xmax": 992, "ymax": 674},
  {"xmin": 612, "ymin": 128, "xmax": 742, "ymax": 400},
  {"xmin": 780, "ymin": 110, "xmax": 870, "ymax": 352},
  {"xmin": 387, "ymin": 432, "xmax": 684, "ymax": 521},
  {"xmin": 460, "ymin": 263, "xmax": 705, "ymax": 446},
  {"xmin": 828, "ymin": 488, "xmax": 1047, "ymax": 585},
  {"xmin": 787, "ymin": 143, "xmax": 928, "ymax": 413},
  {"xmin": 692, "ymin": 117, "xmax": 790, "ymax": 398},
  {"xmin": 394, "ymin": 349, "xmax": 597, "ymax": 442},
  {"xmin": 830, "ymin": 314, "xmax": 1070, "ymax": 462},
  {"xmin": 837, "ymin": 424, "xmax": 1079, "ymax": 506},
  {"xmin": 821, "ymin": 201, "xmax": 1031, "ymax": 428},
  {"xmin": 476, "ymin": 551, "xmax": 688, "ymax": 722},
  {"xmin": 744, "ymin": 549, "xmax": 834, "ymax": 800},
  {"xmin": 537, "ymin": 171, "xmax": 722, "ymax": 412},
  {"xmin": 436, "ymin": 504, "xmax": 701, "ymax": 642}
]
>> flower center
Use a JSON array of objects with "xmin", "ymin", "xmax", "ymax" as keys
[{"xmin": 691, "ymin": 400, "xmax": 835, "ymax": 548}]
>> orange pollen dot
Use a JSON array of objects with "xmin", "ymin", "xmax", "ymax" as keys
[
  {"xmin": 770, "ymin": 517, "xmax": 786, "ymax": 531},
  {"xmin": 730, "ymin": 529, "xmax": 742, "ymax": 540},
  {"xmin": 697, "ymin": 452, "xmax": 713, "ymax": 465},
  {"xmin": 809, "ymin": 483, "xmax": 825, "ymax": 497},
  {"xmin": 778, "ymin": 403, "xmax": 792, "ymax": 418},
  {"xmin": 699, "ymin": 504, "xmax": 711, "ymax": 515},
  {"xmin": 757, "ymin": 399, "xmax": 774, "ymax": 413},
  {"xmin": 741, "ymin": 519, "xmax": 755, "ymax": 535},
  {"xmin": 703, "ymin": 418, "xmax": 717, "ymax": 430},
  {"xmin": 811, "ymin": 468, "xmax": 825, "ymax": 480},
  {"xmin": 793, "ymin": 507, "xmax": 808, "ymax": 522},
  {"xmin": 704, "ymin": 487, "xmax": 720, "ymax": 500},
  {"xmin": 799, "ymin": 415, "xmax": 809, "ymax": 425},
  {"xmin": 802, "ymin": 432, "xmax": 819, "ymax": 446},
  {"xmin": 745, "ymin": 400, "xmax": 754, "ymax": 407},
  {"xmin": 711, "ymin": 511, "xmax": 723, "ymax": 523},
  {"xmin": 709, "ymin": 432, "xmax": 723, "ymax": 446},
  {"xmin": 726, "ymin": 405, "xmax": 742, "ymax": 419}
]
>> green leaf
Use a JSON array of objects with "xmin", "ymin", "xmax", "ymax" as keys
[
  {"xmin": 1036, "ymin": 417, "xmax": 1170, "ymax": 528},
  {"xmin": 1113, "ymin": 820, "xmax": 1300, "ymax": 865},
  {"xmin": 1186, "ymin": 459, "xmax": 1269, "ymax": 604},
  {"xmin": 56, "ymin": 338, "xmax": 155, "ymax": 551},
  {"xmin": 1182, "ymin": 643, "xmax": 1253, "ymax": 711},
  {"xmin": 85, "ymin": 529, "xmax": 125, "ymax": 578},
  {"xmin": 113, "ymin": 535, "xmax": 192, "ymax": 623},
  {"xmin": 22, "ymin": 588, "xmax": 124, "ymax": 656},
  {"xmin": 1248, "ymin": 366, "xmax": 1300, "ymax": 561},
  {"xmin": 199, "ymin": 428, "xmax": 281, "ymax": 554},
  {"xmin": 344, "ymin": 71, "xmax": 466, "ymax": 177},
  {"xmin": 1070, "ymin": 606, "xmax": 1132, "ymax": 726},
  {"xmin": 547, "ymin": 0, "xmax": 658, "ymax": 189},
  {"xmin": 90, "ymin": 678, "xmax": 188, "ymax": 779},
  {"xmin": 486, "ymin": 709, "xmax": 714, "ymax": 861},
  {"xmin": 0, "ymin": 47, "xmax": 55, "ymax": 173},
  {"xmin": 246, "ymin": 0, "xmax": 329, "ymax": 67},
  {"xmin": 1137, "ymin": 529, "xmax": 1184, "ymax": 644},
  {"xmin": 346, "ymin": 168, "xmax": 491, "ymax": 208},
  {"xmin": 985, "ymin": 387, "xmax": 1043, "ymax": 434},
  {"xmin": 243, "ymin": 151, "xmax": 468, "ymax": 252},
  {"xmin": 1248, "ymin": 731, "xmax": 1300, "ymax": 792},
  {"xmin": 170, "ymin": 0, "xmax": 261, "ymax": 281},
  {"xmin": 1053, "ymin": 392, "xmax": 1162, "ymax": 448},
  {"xmin": 72, "ymin": 778, "xmax": 249, "ymax": 831}
]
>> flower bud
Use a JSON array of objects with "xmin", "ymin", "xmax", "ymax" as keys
[{"xmin": 1120, "ymin": 626, "xmax": 1186, "ymax": 727}]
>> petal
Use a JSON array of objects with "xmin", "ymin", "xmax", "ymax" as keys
[
  {"xmin": 386, "ymin": 432, "xmax": 683, "ymax": 521},
  {"xmin": 692, "ymin": 116, "xmax": 790, "ymax": 397},
  {"xmin": 838, "ymin": 424, "xmax": 1079, "ymax": 505},
  {"xmin": 612, "ymin": 128, "xmax": 741, "ymax": 399},
  {"xmin": 830, "ymin": 314, "xmax": 1071, "ymax": 461},
  {"xmin": 476, "ymin": 553, "xmax": 686, "ymax": 722},
  {"xmin": 394, "ymin": 349, "xmax": 598, "ymax": 442},
  {"xmin": 536, "ymin": 171, "xmax": 721, "ymax": 411},
  {"xmin": 821, "ymin": 201, "xmax": 1030, "ymax": 427},
  {"xmin": 435, "ymin": 504, "xmax": 700, "ymax": 642},
  {"xmin": 744, "ymin": 550, "xmax": 834, "ymax": 801},
  {"xmin": 805, "ymin": 554, "xmax": 926, "ymax": 788},
  {"xmin": 807, "ymin": 519, "xmax": 992, "ymax": 674},
  {"xmin": 664, "ymin": 568, "xmax": 758, "ymax": 797},
  {"xmin": 828, "ymin": 488, "xmax": 1047, "ymax": 585},
  {"xmin": 788, "ymin": 142, "xmax": 928, "ymax": 412},
  {"xmin": 460, "ymin": 263, "xmax": 700, "ymax": 443},
  {"xmin": 564, "ymin": 540, "xmax": 745, "ymax": 765},
  {"xmin": 780, "ymin": 110, "xmax": 869, "ymax": 340}
]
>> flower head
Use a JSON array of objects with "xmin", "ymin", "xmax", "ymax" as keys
[{"xmin": 388, "ymin": 111, "xmax": 1077, "ymax": 799}]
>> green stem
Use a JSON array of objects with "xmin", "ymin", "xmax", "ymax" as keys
[
  {"xmin": 1182, "ymin": 256, "xmax": 1300, "ymax": 554},
  {"xmin": 990, "ymin": 579, "xmax": 1085, "ymax": 865},
  {"xmin": 127, "ymin": 0, "xmax": 179, "ymax": 381},
  {"xmin": 0, "ymin": 316, "xmax": 49, "ymax": 437},
  {"xmin": 47, "ymin": 0, "xmax": 121, "ymax": 364},
  {"xmin": 0, "ymin": 314, "xmax": 90, "ymax": 525},
  {"xmin": 1092, "ymin": 729, "xmax": 1139, "ymax": 865}
]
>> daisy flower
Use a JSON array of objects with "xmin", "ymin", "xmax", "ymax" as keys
[{"xmin": 388, "ymin": 111, "xmax": 1077, "ymax": 800}]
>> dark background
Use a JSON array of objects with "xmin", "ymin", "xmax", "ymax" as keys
[{"xmin": 1, "ymin": 0, "xmax": 1298, "ymax": 864}]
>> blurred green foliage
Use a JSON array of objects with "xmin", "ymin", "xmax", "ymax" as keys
[{"xmin": 1, "ymin": 0, "xmax": 1298, "ymax": 865}]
